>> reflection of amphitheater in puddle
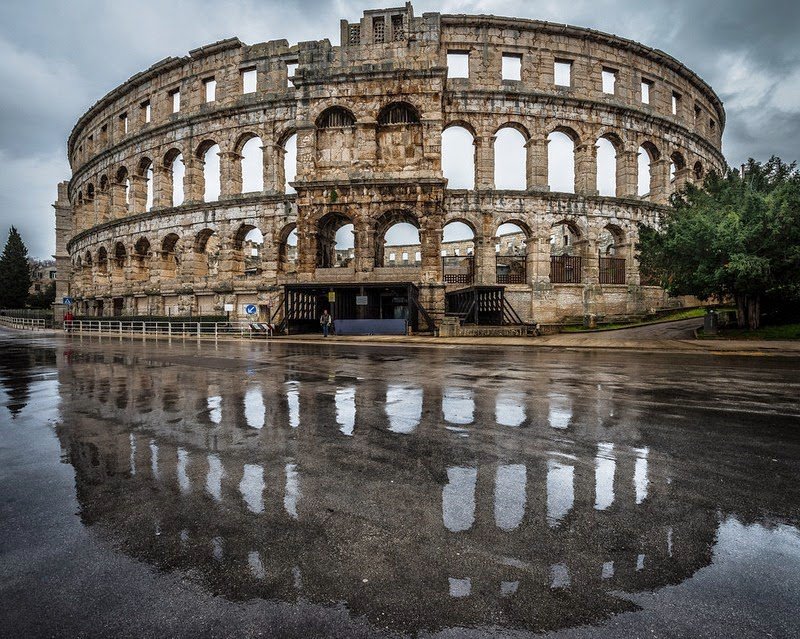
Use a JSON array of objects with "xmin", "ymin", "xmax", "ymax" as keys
[{"xmin": 52, "ymin": 349, "xmax": 789, "ymax": 634}]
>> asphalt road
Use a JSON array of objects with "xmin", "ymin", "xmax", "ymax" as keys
[{"xmin": 1, "ymin": 332, "xmax": 799, "ymax": 638}]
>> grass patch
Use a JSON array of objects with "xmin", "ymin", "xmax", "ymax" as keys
[
  {"xmin": 561, "ymin": 307, "xmax": 708, "ymax": 332},
  {"xmin": 698, "ymin": 322, "xmax": 800, "ymax": 340}
]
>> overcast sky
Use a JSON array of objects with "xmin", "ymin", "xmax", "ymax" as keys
[{"xmin": 1, "ymin": 0, "xmax": 798, "ymax": 259}]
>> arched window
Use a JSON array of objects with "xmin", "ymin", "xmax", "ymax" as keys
[
  {"xmin": 549, "ymin": 220, "xmax": 582, "ymax": 284},
  {"xmin": 316, "ymin": 213, "xmax": 354, "ymax": 268},
  {"xmin": 670, "ymin": 152, "xmax": 686, "ymax": 182},
  {"xmin": 596, "ymin": 137, "xmax": 618, "ymax": 197},
  {"xmin": 442, "ymin": 126, "xmax": 475, "ymax": 190},
  {"xmin": 376, "ymin": 211, "xmax": 420, "ymax": 267},
  {"xmin": 693, "ymin": 161, "xmax": 704, "ymax": 180},
  {"xmin": 240, "ymin": 137, "xmax": 264, "ymax": 193},
  {"xmin": 97, "ymin": 247, "xmax": 108, "ymax": 273},
  {"xmin": 495, "ymin": 222, "xmax": 528, "ymax": 284},
  {"xmin": 163, "ymin": 150, "xmax": 184, "ymax": 207},
  {"xmin": 113, "ymin": 242, "xmax": 126, "ymax": 269},
  {"xmin": 194, "ymin": 229, "xmax": 219, "ymax": 277},
  {"xmin": 161, "ymin": 234, "xmax": 180, "ymax": 277},
  {"xmin": 442, "ymin": 221, "xmax": 475, "ymax": 283},
  {"xmin": 201, "ymin": 144, "xmax": 221, "ymax": 202},
  {"xmin": 234, "ymin": 225, "xmax": 264, "ymax": 274},
  {"xmin": 494, "ymin": 127, "xmax": 527, "ymax": 190},
  {"xmin": 378, "ymin": 102, "xmax": 420, "ymax": 125},
  {"xmin": 283, "ymin": 134, "xmax": 297, "ymax": 194},
  {"xmin": 638, "ymin": 142, "xmax": 660, "ymax": 197},
  {"xmin": 317, "ymin": 107, "xmax": 356, "ymax": 128},
  {"xmin": 547, "ymin": 130, "xmax": 576, "ymax": 194},
  {"xmin": 278, "ymin": 225, "xmax": 298, "ymax": 274}
]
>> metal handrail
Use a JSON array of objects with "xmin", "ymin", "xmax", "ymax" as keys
[
  {"xmin": 0, "ymin": 316, "xmax": 47, "ymax": 330},
  {"xmin": 68, "ymin": 319, "xmax": 278, "ymax": 340}
]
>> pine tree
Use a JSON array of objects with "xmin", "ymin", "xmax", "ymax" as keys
[{"xmin": 0, "ymin": 227, "xmax": 32, "ymax": 309}]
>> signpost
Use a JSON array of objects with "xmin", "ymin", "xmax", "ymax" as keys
[
  {"xmin": 245, "ymin": 304, "xmax": 258, "ymax": 316},
  {"xmin": 62, "ymin": 297, "xmax": 73, "ymax": 306},
  {"xmin": 355, "ymin": 295, "xmax": 368, "ymax": 306}
]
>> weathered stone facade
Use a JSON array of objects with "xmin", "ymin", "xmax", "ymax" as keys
[{"xmin": 55, "ymin": 3, "xmax": 725, "ymax": 323}]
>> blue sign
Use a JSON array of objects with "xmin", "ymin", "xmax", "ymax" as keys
[
  {"xmin": 62, "ymin": 297, "xmax": 73, "ymax": 305},
  {"xmin": 245, "ymin": 304, "xmax": 258, "ymax": 315}
]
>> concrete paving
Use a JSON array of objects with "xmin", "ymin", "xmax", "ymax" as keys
[{"xmin": 1, "ymin": 332, "xmax": 799, "ymax": 638}]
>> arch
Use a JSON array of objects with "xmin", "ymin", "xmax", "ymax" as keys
[
  {"xmin": 77, "ymin": 191, "xmax": 84, "ymax": 206},
  {"xmin": 197, "ymin": 142, "xmax": 220, "ymax": 202},
  {"xmin": 378, "ymin": 101, "xmax": 420, "ymax": 125},
  {"xmin": 669, "ymin": 151, "xmax": 686, "ymax": 182},
  {"xmin": 84, "ymin": 251, "xmax": 92, "ymax": 267},
  {"xmin": 137, "ymin": 157, "xmax": 152, "ymax": 176},
  {"xmin": 240, "ymin": 136, "xmax": 264, "ymax": 193},
  {"xmin": 134, "ymin": 236, "xmax": 150, "ymax": 257},
  {"xmin": 375, "ymin": 210, "xmax": 421, "ymax": 267},
  {"xmin": 115, "ymin": 166, "xmax": 128, "ymax": 184},
  {"xmin": 596, "ymin": 135, "xmax": 620, "ymax": 197},
  {"xmin": 599, "ymin": 224, "xmax": 625, "ymax": 255},
  {"xmin": 194, "ymin": 228, "xmax": 216, "ymax": 253},
  {"xmin": 442, "ymin": 125, "xmax": 475, "ymax": 190},
  {"xmin": 283, "ymin": 133, "xmax": 297, "ymax": 194},
  {"xmin": 137, "ymin": 157, "xmax": 154, "ymax": 212},
  {"xmin": 161, "ymin": 233, "xmax": 180, "ymax": 277},
  {"xmin": 316, "ymin": 212, "xmax": 354, "ymax": 268},
  {"xmin": 231, "ymin": 224, "xmax": 263, "ymax": 275},
  {"xmin": 163, "ymin": 148, "xmax": 184, "ymax": 207},
  {"xmin": 113, "ymin": 242, "xmax": 126, "ymax": 268},
  {"xmin": 693, "ymin": 161, "xmax": 704, "ymax": 180},
  {"xmin": 549, "ymin": 219, "xmax": 582, "ymax": 255},
  {"xmin": 442, "ymin": 221, "xmax": 475, "ymax": 283},
  {"xmin": 495, "ymin": 222, "xmax": 528, "ymax": 284},
  {"xmin": 316, "ymin": 106, "xmax": 357, "ymax": 128},
  {"xmin": 86, "ymin": 183, "xmax": 95, "ymax": 200},
  {"xmin": 495, "ymin": 219, "xmax": 531, "ymax": 241},
  {"xmin": 494, "ymin": 126, "xmax": 527, "ymax": 190},
  {"xmin": 193, "ymin": 228, "xmax": 219, "ymax": 278},
  {"xmin": 547, "ymin": 129, "xmax": 577, "ymax": 194},
  {"xmin": 96, "ymin": 246, "xmax": 108, "ymax": 275},
  {"xmin": 277, "ymin": 223, "xmax": 298, "ymax": 274},
  {"xmin": 99, "ymin": 175, "xmax": 109, "ymax": 192},
  {"xmin": 132, "ymin": 237, "xmax": 151, "ymax": 280},
  {"xmin": 637, "ymin": 142, "xmax": 660, "ymax": 197}
]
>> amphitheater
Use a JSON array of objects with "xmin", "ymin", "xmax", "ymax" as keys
[{"xmin": 54, "ymin": 3, "xmax": 725, "ymax": 331}]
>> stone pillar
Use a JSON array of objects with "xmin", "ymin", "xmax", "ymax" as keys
[
  {"xmin": 624, "ymin": 226, "xmax": 640, "ymax": 286},
  {"xmin": 267, "ymin": 143, "xmax": 285, "ymax": 194},
  {"xmin": 95, "ymin": 190, "xmax": 111, "ymax": 224},
  {"xmin": 356, "ymin": 122, "xmax": 377, "ymax": 167},
  {"xmin": 419, "ymin": 215, "xmax": 443, "ymax": 284},
  {"xmin": 529, "ymin": 227, "xmax": 551, "ymax": 285},
  {"xmin": 575, "ymin": 143, "xmax": 598, "ymax": 196},
  {"xmin": 353, "ymin": 216, "xmax": 375, "ymax": 274},
  {"xmin": 52, "ymin": 182, "xmax": 73, "ymax": 324},
  {"xmin": 617, "ymin": 150, "xmax": 639, "ymax": 198},
  {"xmin": 183, "ymin": 155, "xmax": 204, "ymax": 204},
  {"xmin": 294, "ymin": 124, "xmax": 315, "ymax": 181},
  {"xmin": 153, "ymin": 165, "xmax": 172, "ymax": 209},
  {"xmin": 219, "ymin": 151, "xmax": 242, "ymax": 198},
  {"xmin": 526, "ymin": 137, "xmax": 549, "ymax": 191},
  {"xmin": 295, "ymin": 209, "xmax": 316, "ymax": 280},
  {"xmin": 109, "ymin": 182, "xmax": 128, "ymax": 219},
  {"xmin": 129, "ymin": 175, "xmax": 148, "ymax": 214},
  {"xmin": 474, "ymin": 135, "xmax": 494, "ymax": 190},
  {"xmin": 649, "ymin": 159, "xmax": 670, "ymax": 205}
]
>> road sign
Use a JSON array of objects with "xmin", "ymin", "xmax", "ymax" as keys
[
  {"xmin": 356, "ymin": 295, "xmax": 368, "ymax": 306},
  {"xmin": 224, "ymin": 303, "xmax": 234, "ymax": 312},
  {"xmin": 245, "ymin": 304, "xmax": 258, "ymax": 315},
  {"xmin": 62, "ymin": 297, "xmax": 73, "ymax": 306}
]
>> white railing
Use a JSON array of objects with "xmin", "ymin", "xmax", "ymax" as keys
[
  {"xmin": 0, "ymin": 316, "xmax": 48, "ymax": 330},
  {"xmin": 68, "ymin": 319, "xmax": 276, "ymax": 340}
]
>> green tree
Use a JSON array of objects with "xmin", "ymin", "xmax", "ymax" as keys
[
  {"xmin": 0, "ymin": 227, "xmax": 32, "ymax": 309},
  {"xmin": 28, "ymin": 281, "xmax": 56, "ymax": 309},
  {"xmin": 638, "ymin": 157, "xmax": 800, "ymax": 330}
]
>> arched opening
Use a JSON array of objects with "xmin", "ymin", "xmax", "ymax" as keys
[
  {"xmin": 596, "ymin": 136, "xmax": 618, "ymax": 196},
  {"xmin": 549, "ymin": 220, "xmax": 582, "ymax": 284},
  {"xmin": 83, "ymin": 251, "xmax": 93, "ymax": 287},
  {"xmin": 548, "ymin": 129, "xmax": 576, "ymax": 194},
  {"xmin": 377, "ymin": 102, "xmax": 422, "ymax": 168},
  {"xmin": 194, "ymin": 228, "xmax": 219, "ymax": 278},
  {"xmin": 137, "ymin": 158, "xmax": 154, "ymax": 212},
  {"xmin": 199, "ymin": 142, "xmax": 221, "ymax": 202},
  {"xmin": 97, "ymin": 247, "xmax": 108, "ymax": 274},
  {"xmin": 161, "ymin": 233, "xmax": 180, "ymax": 278},
  {"xmin": 637, "ymin": 142, "xmax": 660, "ymax": 197},
  {"xmin": 113, "ymin": 242, "xmax": 127, "ymax": 269},
  {"xmin": 240, "ymin": 136, "xmax": 264, "ymax": 193},
  {"xmin": 86, "ymin": 183, "xmax": 95, "ymax": 201},
  {"xmin": 133, "ymin": 237, "xmax": 150, "ymax": 281},
  {"xmin": 234, "ymin": 225, "xmax": 264, "ymax": 275},
  {"xmin": 494, "ymin": 126, "xmax": 527, "ymax": 190},
  {"xmin": 495, "ymin": 222, "xmax": 528, "ymax": 284},
  {"xmin": 693, "ymin": 161, "xmax": 704, "ymax": 181},
  {"xmin": 670, "ymin": 152, "xmax": 686, "ymax": 183},
  {"xmin": 163, "ymin": 149, "xmax": 184, "ymax": 207},
  {"xmin": 278, "ymin": 224, "xmax": 298, "ymax": 274},
  {"xmin": 317, "ymin": 213, "xmax": 354, "ymax": 268},
  {"xmin": 375, "ymin": 211, "xmax": 420, "ymax": 267},
  {"xmin": 99, "ymin": 175, "xmax": 109, "ymax": 193},
  {"xmin": 442, "ymin": 221, "xmax": 475, "ymax": 284},
  {"xmin": 317, "ymin": 106, "xmax": 356, "ymax": 128},
  {"xmin": 442, "ymin": 125, "xmax": 475, "ymax": 190},
  {"xmin": 599, "ymin": 225, "xmax": 626, "ymax": 284},
  {"xmin": 283, "ymin": 133, "xmax": 297, "ymax": 194},
  {"xmin": 316, "ymin": 107, "xmax": 357, "ymax": 167}
]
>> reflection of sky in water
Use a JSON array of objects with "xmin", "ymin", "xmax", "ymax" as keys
[
  {"xmin": 207, "ymin": 395, "xmax": 222, "ymax": 425},
  {"xmin": 494, "ymin": 464, "xmax": 526, "ymax": 531},
  {"xmin": 495, "ymin": 391, "xmax": 526, "ymax": 427},
  {"xmin": 443, "ymin": 388, "xmax": 474, "ymax": 425},
  {"xmin": 286, "ymin": 381, "xmax": 300, "ymax": 428},
  {"xmin": 239, "ymin": 463, "xmax": 265, "ymax": 514},
  {"xmin": 244, "ymin": 385, "xmax": 265, "ymax": 429},
  {"xmin": 547, "ymin": 459, "xmax": 574, "ymax": 526},
  {"xmin": 550, "ymin": 562, "xmax": 570, "ymax": 589},
  {"xmin": 602, "ymin": 561, "xmax": 614, "ymax": 579},
  {"xmin": 442, "ymin": 466, "xmax": 477, "ymax": 532},
  {"xmin": 206, "ymin": 453, "xmax": 223, "ymax": 502},
  {"xmin": 548, "ymin": 392, "xmax": 572, "ymax": 429},
  {"xmin": 284, "ymin": 463, "xmax": 299, "ymax": 519},
  {"xmin": 149, "ymin": 439, "xmax": 159, "ymax": 480},
  {"xmin": 634, "ymin": 447, "xmax": 649, "ymax": 504},
  {"xmin": 176, "ymin": 447, "xmax": 190, "ymax": 494},
  {"xmin": 448, "ymin": 577, "xmax": 471, "ymax": 598},
  {"xmin": 248, "ymin": 551, "xmax": 265, "ymax": 580},
  {"xmin": 336, "ymin": 387, "xmax": 356, "ymax": 436},
  {"xmin": 594, "ymin": 442, "xmax": 615, "ymax": 511},
  {"xmin": 211, "ymin": 536, "xmax": 223, "ymax": 562},
  {"xmin": 500, "ymin": 580, "xmax": 519, "ymax": 597},
  {"xmin": 637, "ymin": 554, "xmax": 645, "ymax": 571},
  {"xmin": 386, "ymin": 385, "xmax": 422, "ymax": 434},
  {"xmin": 129, "ymin": 433, "xmax": 136, "ymax": 476}
]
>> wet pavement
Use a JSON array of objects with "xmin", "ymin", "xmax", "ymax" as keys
[{"xmin": 1, "ymin": 331, "xmax": 799, "ymax": 638}]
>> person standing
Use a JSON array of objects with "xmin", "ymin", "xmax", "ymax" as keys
[
  {"xmin": 320, "ymin": 309, "xmax": 332, "ymax": 337},
  {"xmin": 63, "ymin": 309, "xmax": 74, "ymax": 333}
]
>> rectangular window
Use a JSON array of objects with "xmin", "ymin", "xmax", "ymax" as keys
[
  {"xmin": 447, "ymin": 51, "xmax": 469, "ymax": 78},
  {"xmin": 554, "ymin": 60, "xmax": 572, "ymax": 87},
  {"xmin": 287, "ymin": 63, "xmax": 298, "ymax": 87},
  {"xmin": 672, "ymin": 91, "xmax": 680, "ymax": 115},
  {"xmin": 441, "ymin": 249, "xmax": 447, "ymax": 257},
  {"xmin": 170, "ymin": 89, "xmax": 180, "ymax": 113},
  {"xmin": 241, "ymin": 68, "xmax": 257, "ymax": 94},
  {"xmin": 142, "ymin": 100, "xmax": 151, "ymax": 124},
  {"xmin": 204, "ymin": 78, "xmax": 216, "ymax": 102},
  {"xmin": 391, "ymin": 15, "xmax": 404, "ymax": 41},
  {"xmin": 641, "ymin": 79, "xmax": 653, "ymax": 104},
  {"xmin": 414, "ymin": 251, "xmax": 421, "ymax": 262},
  {"xmin": 373, "ymin": 16, "xmax": 385, "ymax": 43},
  {"xmin": 602, "ymin": 68, "xmax": 617, "ymax": 94},
  {"xmin": 348, "ymin": 24, "xmax": 361, "ymax": 45},
  {"xmin": 502, "ymin": 54, "xmax": 522, "ymax": 81},
  {"xmin": 402, "ymin": 252, "xmax": 409, "ymax": 263},
  {"xmin": 694, "ymin": 103, "xmax": 702, "ymax": 120},
  {"xmin": 389, "ymin": 252, "xmax": 396, "ymax": 262},
  {"xmin": 120, "ymin": 113, "xmax": 128, "ymax": 134}
]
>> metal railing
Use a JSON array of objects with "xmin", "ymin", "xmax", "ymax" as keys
[
  {"xmin": 0, "ymin": 316, "xmax": 48, "ymax": 330},
  {"xmin": 599, "ymin": 257, "xmax": 626, "ymax": 285},
  {"xmin": 550, "ymin": 255, "xmax": 583, "ymax": 284},
  {"xmin": 442, "ymin": 256, "xmax": 474, "ymax": 284},
  {"xmin": 67, "ymin": 320, "xmax": 277, "ymax": 340}
]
